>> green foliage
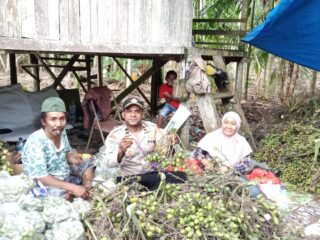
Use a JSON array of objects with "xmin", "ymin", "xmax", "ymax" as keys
[
  {"xmin": 102, "ymin": 57, "xmax": 151, "ymax": 82},
  {"xmin": 254, "ymin": 120, "xmax": 320, "ymax": 196},
  {"xmin": 192, "ymin": 0, "xmax": 244, "ymax": 50}
]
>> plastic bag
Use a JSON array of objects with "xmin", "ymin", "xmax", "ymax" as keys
[
  {"xmin": 185, "ymin": 57, "xmax": 211, "ymax": 95},
  {"xmin": 94, "ymin": 145, "xmax": 119, "ymax": 180},
  {"xmin": 42, "ymin": 196, "xmax": 79, "ymax": 224},
  {"xmin": 0, "ymin": 203, "xmax": 40, "ymax": 239},
  {"xmin": 0, "ymin": 173, "xmax": 35, "ymax": 203},
  {"xmin": 45, "ymin": 220, "xmax": 85, "ymax": 240},
  {"xmin": 260, "ymin": 182, "xmax": 288, "ymax": 210},
  {"xmin": 173, "ymin": 79, "xmax": 189, "ymax": 101},
  {"xmin": 20, "ymin": 193, "xmax": 43, "ymax": 212},
  {"xmin": 72, "ymin": 198, "xmax": 92, "ymax": 220}
]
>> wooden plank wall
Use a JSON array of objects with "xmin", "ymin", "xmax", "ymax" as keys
[{"xmin": 0, "ymin": 0, "xmax": 193, "ymax": 54}]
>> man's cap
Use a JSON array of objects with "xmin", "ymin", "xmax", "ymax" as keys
[
  {"xmin": 122, "ymin": 97, "xmax": 144, "ymax": 110},
  {"xmin": 41, "ymin": 97, "xmax": 66, "ymax": 112}
]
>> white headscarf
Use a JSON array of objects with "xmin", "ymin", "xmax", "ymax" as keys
[
  {"xmin": 197, "ymin": 111, "xmax": 252, "ymax": 166},
  {"xmin": 222, "ymin": 111, "xmax": 241, "ymax": 131}
]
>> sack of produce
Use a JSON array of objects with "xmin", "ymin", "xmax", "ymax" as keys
[
  {"xmin": 0, "ymin": 204, "xmax": 38, "ymax": 239},
  {"xmin": 42, "ymin": 196, "xmax": 79, "ymax": 224},
  {"xmin": 45, "ymin": 220, "xmax": 85, "ymax": 240},
  {"xmin": 20, "ymin": 193, "xmax": 43, "ymax": 212},
  {"xmin": 72, "ymin": 198, "xmax": 92, "ymax": 220},
  {"xmin": 0, "ymin": 173, "xmax": 35, "ymax": 203}
]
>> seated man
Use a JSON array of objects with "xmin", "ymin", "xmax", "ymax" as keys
[
  {"xmin": 22, "ymin": 97, "xmax": 94, "ymax": 199},
  {"xmin": 104, "ymin": 97, "xmax": 186, "ymax": 190},
  {"xmin": 156, "ymin": 70, "xmax": 180, "ymax": 128}
]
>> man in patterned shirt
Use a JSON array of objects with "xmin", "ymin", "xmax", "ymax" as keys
[{"xmin": 22, "ymin": 97, "xmax": 94, "ymax": 199}]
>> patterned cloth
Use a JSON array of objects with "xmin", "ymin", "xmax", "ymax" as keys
[
  {"xmin": 22, "ymin": 128, "xmax": 71, "ymax": 180},
  {"xmin": 104, "ymin": 121, "xmax": 164, "ymax": 177}
]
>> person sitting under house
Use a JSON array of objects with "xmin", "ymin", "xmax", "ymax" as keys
[
  {"xmin": 193, "ymin": 111, "xmax": 262, "ymax": 197},
  {"xmin": 104, "ymin": 97, "xmax": 186, "ymax": 190},
  {"xmin": 22, "ymin": 97, "xmax": 94, "ymax": 199},
  {"xmin": 156, "ymin": 70, "xmax": 180, "ymax": 128}
]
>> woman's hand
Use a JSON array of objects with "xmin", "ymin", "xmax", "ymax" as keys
[
  {"xmin": 70, "ymin": 184, "xmax": 89, "ymax": 199},
  {"xmin": 167, "ymin": 133, "xmax": 179, "ymax": 145},
  {"xmin": 200, "ymin": 159, "xmax": 214, "ymax": 171},
  {"xmin": 219, "ymin": 166, "xmax": 229, "ymax": 173}
]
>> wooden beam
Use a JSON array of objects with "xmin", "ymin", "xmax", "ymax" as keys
[
  {"xmin": 21, "ymin": 66, "xmax": 39, "ymax": 83},
  {"xmin": 70, "ymin": 66, "xmax": 87, "ymax": 71},
  {"xmin": 150, "ymin": 60, "xmax": 162, "ymax": 116},
  {"xmin": 21, "ymin": 64, "xmax": 68, "ymax": 68},
  {"xmin": 194, "ymin": 42, "xmax": 240, "ymax": 46},
  {"xmin": 114, "ymin": 60, "xmax": 167, "ymax": 106},
  {"xmin": 193, "ymin": 18, "xmax": 246, "ymax": 23},
  {"xmin": 41, "ymin": 56, "xmax": 90, "ymax": 62},
  {"xmin": 112, "ymin": 57, "xmax": 151, "ymax": 107},
  {"xmin": 53, "ymin": 54, "xmax": 79, "ymax": 88},
  {"xmin": 212, "ymin": 92, "xmax": 234, "ymax": 100},
  {"xmin": 72, "ymin": 70, "xmax": 87, "ymax": 93},
  {"xmin": 192, "ymin": 30, "xmax": 247, "ymax": 36},
  {"xmin": 35, "ymin": 53, "xmax": 64, "ymax": 89},
  {"xmin": 9, "ymin": 54, "xmax": 17, "ymax": 85}
]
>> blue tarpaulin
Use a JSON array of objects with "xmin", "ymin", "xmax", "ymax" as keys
[{"xmin": 242, "ymin": 0, "xmax": 320, "ymax": 71}]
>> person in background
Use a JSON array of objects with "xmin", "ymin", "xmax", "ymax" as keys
[
  {"xmin": 156, "ymin": 70, "xmax": 180, "ymax": 128},
  {"xmin": 22, "ymin": 97, "xmax": 94, "ymax": 199},
  {"xmin": 104, "ymin": 97, "xmax": 186, "ymax": 190}
]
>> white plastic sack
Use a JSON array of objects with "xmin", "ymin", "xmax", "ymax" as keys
[
  {"xmin": 72, "ymin": 198, "xmax": 92, "ymax": 220},
  {"xmin": 19, "ymin": 193, "xmax": 43, "ymax": 212},
  {"xmin": 260, "ymin": 182, "xmax": 288, "ymax": 210},
  {"xmin": 45, "ymin": 220, "xmax": 85, "ymax": 240},
  {"xmin": 0, "ymin": 173, "xmax": 35, "ymax": 203},
  {"xmin": 42, "ymin": 196, "xmax": 79, "ymax": 224},
  {"xmin": 94, "ymin": 145, "xmax": 120, "ymax": 180},
  {"xmin": 0, "ymin": 205, "xmax": 41, "ymax": 239}
]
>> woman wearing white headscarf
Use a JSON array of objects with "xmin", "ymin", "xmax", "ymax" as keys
[{"xmin": 194, "ymin": 111, "xmax": 252, "ymax": 172}]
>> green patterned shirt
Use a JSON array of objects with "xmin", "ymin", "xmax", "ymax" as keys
[{"xmin": 22, "ymin": 128, "xmax": 71, "ymax": 180}]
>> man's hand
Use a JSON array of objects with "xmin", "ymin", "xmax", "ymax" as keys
[
  {"xmin": 67, "ymin": 151, "xmax": 83, "ymax": 166},
  {"xmin": 118, "ymin": 135, "xmax": 133, "ymax": 162},
  {"xmin": 71, "ymin": 184, "xmax": 89, "ymax": 199}
]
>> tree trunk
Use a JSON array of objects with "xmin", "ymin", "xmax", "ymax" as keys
[{"xmin": 311, "ymin": 71, "xmax": 317, "ymax": 95}]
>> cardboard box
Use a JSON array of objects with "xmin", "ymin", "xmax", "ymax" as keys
[
  {"xmin": 12, "ymin": 163, "xmax": 23, "ymax": 175},
  {"xmin": 8, "ymin": 152, "xmax": 23, "ymax": 175}
]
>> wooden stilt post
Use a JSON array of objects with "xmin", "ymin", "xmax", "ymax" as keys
[
  {"xmin": 9, "ymin": 53, "xmax": 17, "ymax": 85},
  {"xmin": 151, "ymin": 60, "xmax": 162, "ymax": 116},
  {"xmin": 179, "ymin": 57, "xmax": 190, "ymax": 149},
  {"xmin": 30, "ymin": 54, "xmax": 40, "ymax": 91},
  {"xmin": 235, "ymin": 59, "xmax": 244, "ymax": 100},
  {"xmin": 85, "ymin": 55, "xmax": 91, "ymax": 89},
  {"xmin": 97, "ymin": 56, "xmax": 103, "ymax": 86}
]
